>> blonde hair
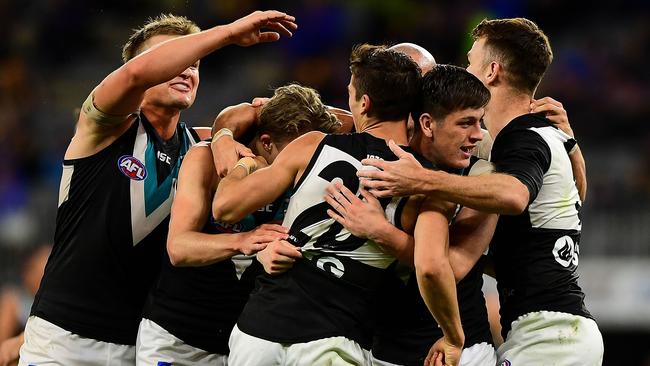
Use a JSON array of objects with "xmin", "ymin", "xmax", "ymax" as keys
[
  {"xmin": 122, "ymin": 14, "xmax": 200, "ymax": 63},
  {"xmin": 258, "ymin": 84, "xmax": 341, "ymax": 143}
]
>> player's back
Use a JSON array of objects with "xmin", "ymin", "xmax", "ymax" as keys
[{"xmin": 236, "ymin": 132, "xmax": 422, "ymax": 349}]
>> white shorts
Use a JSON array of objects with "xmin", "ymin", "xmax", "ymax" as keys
[
  {"xmin": 497, "ymin": 311, "xmax": 603, "ymax": 366},
  {"xmin": 228, "ymin": 324, "xmax": 372, "ymax": 366},
  {"xmin": 19, "ymin": 316, "xmax": 135, "ymax": 366},
  {"xmin": 136, "ymin": 318, "xmax": 227, "ymax": 366},
  {"xmin": 371, "ymin": 342, "xmax": 496, "ymax": 366}
]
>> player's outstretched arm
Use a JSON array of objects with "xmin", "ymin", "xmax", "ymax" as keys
[
  {"xmin": 167, "ymin": 145, "xmax": 287, "ymax": 267},
  {"xmin": 0, "ymin": 332, "xmax": 23, "ymax": 366},
  {"xmin": 76, "ymin": 11, "xmax": 297, "ymax": 147},
  {"xmin": 213, "ymin": 131, "xmax": 325, "ymax": 223},
  {"xmin": 359, "ymin": 141, "xmax": 530, "ymax": 214},
  {"xmin": 415, "ymin": 197, "xmax": 464, "ymax": 366}
]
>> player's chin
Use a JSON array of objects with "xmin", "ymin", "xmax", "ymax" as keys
[{"xmin": 169, "ymin": 96, "xmax": 195, "ymax": 110}]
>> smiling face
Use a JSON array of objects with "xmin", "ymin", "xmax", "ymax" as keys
[
  {"xmin": 424, "ymin": 107, "xmax": 484, "ymax": 169},
  {"xmin": 141, "ymin": 35, "xmax": 200, "ymax": 110}
]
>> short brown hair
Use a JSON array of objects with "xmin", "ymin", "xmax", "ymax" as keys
[
  {"xmin": 122, "ymin": 14, "xmax": 200, "ymax": 63},
  {"xmin": 350, "ymin": 44, "xmax": 421, "ymax": 121},
  {"xmin": 472, "ymin": 18, "xmax": 552, "ymax": 94},
  {"xmin": 258, "ymin": 84, "xmax": 341, "ymax": 143}
]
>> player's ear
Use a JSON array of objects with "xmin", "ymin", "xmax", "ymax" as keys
[
  {"xmin": 360, "ymin": 94, "xmax": 371, "ymax": 115},
  {"xmin": 259, "ymin": 134, "xmax": 273, "ymax": 152},
  {"xmin": 419, "ymin": 113, "xmax": 434, "ymax": 138},
  {"xmin": 485, "ymin": 61, "xmax": 500, "ymax": 86}
]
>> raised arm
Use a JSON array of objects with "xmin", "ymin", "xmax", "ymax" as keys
[
  {"xmin": 210, "ymin": 102, "xmax": 353, "ymax": 177},
  {"xmin": 167, "ymin": 144, "xmax": 287, "ymax": 266},
  {"xmin": 213, "ymin": 131, "xmax": 324, "ymax": 223},
  {"xmin": 414, "ymin": 197, "xmax": 464, "ymax": 366},
  {"xmin": 72, "ymin": 11, "xmax": 296, "ymax": 157}
]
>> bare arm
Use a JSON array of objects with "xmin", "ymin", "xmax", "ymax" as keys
[
  {"xmin": 210, "ymin": 102, "xmax": 353, "ymax": 177},
  {"xmin": 324, "ymin": 182, "xmax": 415, "ymax": 265},
  {"xmin": 210, "ymin": 103, "xmax": 258, "ymax": 177},
  {"xmin": 0, "ymin": 290, "xmax": 18, "ymax": 342},
  {"xmin": 213, "ymin": 131, "xmax": 325, "ymax": 223},
  {"xmin": 0, "ymin": 332, "xmax": 22, "ymax": 366},
  {"xmin": 71, "ymin": 11, "xmax": 296, "ymax": 157},
  {"xmin": 531, "ymin": 96, "xmax": 587, "ymax": 202},
  {"xmin": 167, "ymin": 145, "xmax": 287, "ymax": 266},
  {"xmin": 448, "ymin": 207, "xmax": 498, "ymax": 281},
  {"xmin": 569, "ymin": 146, "xmax": 587, "ymax": 203},
  {"xmin": 359, "ymin": 140, "xmax": 530, "ymax": 214},
  {"xmin": 414, "ymin": 197, "xmax": 464, "ymax": 361}
]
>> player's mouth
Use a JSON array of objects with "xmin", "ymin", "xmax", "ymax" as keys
[
  {"xmin": 460, "ymin": 145, "xmax": 475, "ymax": 158},
  {"xmin": 170, "ymin": 81, "xmax": 192, "ymax": 93}
]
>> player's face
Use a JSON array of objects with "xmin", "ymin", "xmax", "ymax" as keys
[
  {"xmin": 347, "ymin": 75, "xmax": 362, "ymax": 124},
  {"xmin": 466, "ymin": 38, "xmax": 489, "ymax": 86},
  {"xmin": 428, "ymin": 108, "xmax": 484, "ymax": 169},
  {"xmin": 142, "ymin": 35, "xmax": 200, "ymax": 110}
]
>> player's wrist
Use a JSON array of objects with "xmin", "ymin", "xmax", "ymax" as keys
[
  {"xmin": 232, "ymin": 156, "xmax": 258, "ymax": 176},
  {"xmin": 211, "ymin": 128, "xmax": 234, "ymax": 143}
]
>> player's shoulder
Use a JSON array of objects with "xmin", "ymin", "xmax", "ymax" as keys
[{"xmin": 184, "ymin": 142, "xmax": 213, "ymax": 163}]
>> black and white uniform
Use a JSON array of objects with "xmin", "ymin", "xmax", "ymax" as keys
[
  {"xmin": 372, "ymin": 157, "xmax": 495, "ymax": 366},
  {"xmin": 136, "ymin": 187, "xmax": 290, "ymax": 366},
  {"xmin": 228, "ymin": 133, "xmax": 427, "ymax": 366},
  {"xmin": 20, "ymin": 114, "xmax": 199, "ymax": 365},
  {"xmin": 489, "ymin": 113, "xmax": 603, "ymax": 365}
]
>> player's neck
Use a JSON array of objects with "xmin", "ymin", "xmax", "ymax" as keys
[
  {"xmin": 485, "ymin": 87, "xmax": 531, "ymax": 138},
  {"xmin": 358, "ymin": 117, "xmax": 409, "ymax": 145},
  {"xmin": 141, "ymin": 105, "xmax": 181, "ymax": 140}
]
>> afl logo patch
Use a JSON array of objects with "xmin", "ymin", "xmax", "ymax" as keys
[
  {"xmin": 500, "ymin": 360, "xmax": 512, "ymax": 366},
  {"xmin": 118, "ymin": 155, "xmax": 147, "ymax": 181}
]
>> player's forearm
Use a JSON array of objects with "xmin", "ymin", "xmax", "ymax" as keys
[
  {"xmin": 570, "ymin": 146, "xmax": 587, "ymax": 202},
  {"xmin": 369, "ymin": 222, "xmax": 414, "ymax": 266},
  {"xmin": 416, "ymin": 260, "xmax": 465, "ymax": 347},
  {"xmin": 167, "ymin": 231, "xmax": 240, "ymax": 267},
  {"xmin": 428, "ymin": 170, "xmax": 528, "ymax": 215},
  {"xmin": 448, "ymin": 211, "xmax": 497, "ymax": 281},
  {"xmin": 211, "ymin": 103, "xmax": 257, "ymax": 138},
  {"xmin": 121, "ymin": 25, "xmax": 233, "ymax": 90},
  {"xmin": 212, "ymin": 166, "xmax": 250, "ymax": 222}
]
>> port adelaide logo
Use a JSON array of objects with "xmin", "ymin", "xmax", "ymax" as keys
[{"xmin": 118, "ymin": 155, "xmax": 147, "ymax": 181}]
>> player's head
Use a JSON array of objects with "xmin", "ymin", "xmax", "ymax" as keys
[
  {"xmin": 413, "ymin": 64, "xmax": 490, "ymax": 169},
  {"xmin": 467, "ymin": 18, "xmax": 552, "ymax": 96},
  {"xmin": 389, "ymin": 43, "xmax": 436, "ymax": 139},
  {"xmin": 122, "ymin": 14, "xmax": 201, "ymax": 110},
  {"xmin": 348, "ymin": 44, "xmax": 421, "ymax": 128},
  {"xmin": 389, "ymin": 43, "xmax": 436, "ymax": 74},
  {"xmin": 254, "ymin": 84, "xmax": 341, "ymax": 163}
]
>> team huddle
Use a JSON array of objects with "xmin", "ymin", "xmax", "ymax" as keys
[{"xmin": 13, "ymin": 9, "xmax": 603, "ymax": 366}]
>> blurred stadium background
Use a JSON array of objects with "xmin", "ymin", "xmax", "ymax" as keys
[{"xmin": 0, "ymin": 0, "xmax": 648, "ymax": 364}]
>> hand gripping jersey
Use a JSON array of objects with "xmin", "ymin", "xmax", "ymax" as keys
[
  {"xmin": 236, "ymin": 133, "xmax": 428, "ymax": 349},
  {"xmin": 31, "ymin": 115, "xmax": 199, "ymax": 345},
  {"xmin": 142, "ymin": 190, "xmax": 290, "ymax": 355},
  {"xmin": 489, "ymin": 113, "xmax": 592, "ymax": 338},
  {"xmin": 372, "ymin": 157, "xmax": 493, "ymax": 366}
]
